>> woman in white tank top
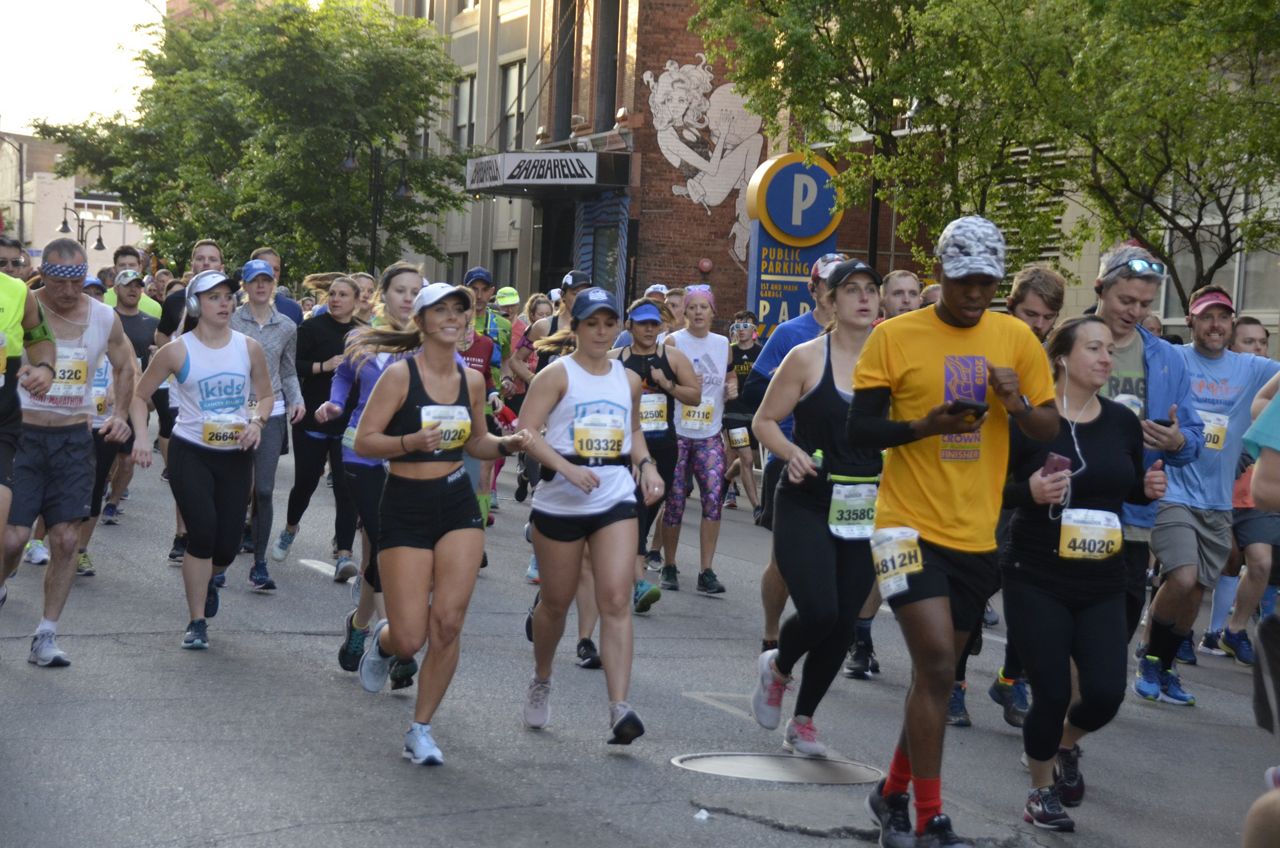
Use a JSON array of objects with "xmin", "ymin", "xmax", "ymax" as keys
[
  {"xmin": 517, "ymin": 287, "xmax": 665, "ymax": 746},
  {"xmin": 128, "ymin": 271, "xmax": 274, "ymax": 652}
]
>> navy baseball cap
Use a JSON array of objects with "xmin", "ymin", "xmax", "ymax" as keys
[
  {"xmin": 571, "ymin": 287, "xmax": 620, "ymax": 321},
  {"xmin": 561, "ymin": 270, "xmax": 592, "ymax": 289},
  {"xmin": 628, "ymin": 302, "xmax": 662, "ymax": 324},
  {"xmin": 82, "ymin": 277, "xmax": 106, "ymax": 291},
  {"xmin": 463, "ymin": 266, "xmax": 494, "ymax": 287},
  {"xmin": 241, "ymin": 259, "xmax": 275, "ymax": 283}
]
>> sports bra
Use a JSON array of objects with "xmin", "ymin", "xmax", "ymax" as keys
[{"xmin": 384, "ymin": 358, "xmax": 472, "ymax": 462}]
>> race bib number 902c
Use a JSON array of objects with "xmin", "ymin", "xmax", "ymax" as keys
[{"xmin": 420, "ymin": 405, "xmax": 471, "ymax": 451}]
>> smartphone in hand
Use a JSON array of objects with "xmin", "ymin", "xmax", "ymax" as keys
[{"xmin": 1042, "ymin": 451, "xmax": 1072, "ymax": 476}]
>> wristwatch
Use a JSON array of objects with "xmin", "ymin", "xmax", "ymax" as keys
[{"xmin": 1011, "ymin": 394, "xmax": 1033, "ymax": 417}]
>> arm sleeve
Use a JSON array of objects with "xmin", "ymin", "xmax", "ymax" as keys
[
  {"xmin": 846, "ymin": 327, "xmax": 916, "ymax": 447},
  {"xmin": 738, "ymin": 326, "xmax": 793, "ymax": 413}
]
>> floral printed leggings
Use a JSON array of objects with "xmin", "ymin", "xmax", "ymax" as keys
[{"xmin": 663, "ymin": 434, "xmax": 727, "ymax": 525}]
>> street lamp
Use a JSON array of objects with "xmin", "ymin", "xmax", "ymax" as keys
[
  {"xmin": 58, "ymin": 205, "xmax": 107, "ymax": 251},
  {"xmin": 339, "ymin": 139, "xmax": 413, "ymax": 275}
]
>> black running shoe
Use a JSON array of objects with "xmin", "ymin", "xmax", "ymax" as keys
[
  {"xmin": 576, "ymin": 637, "xmax": 602, "ymax": 669},
  {"xmin": 182, "ymin": 619, "xmax": 209, "ymax": 650},
  {"xmin": 389, "ymin": 656, "xmax": 418, "ymax": 690},
  {"xmin": 514, "ymin": 473, "xmax": 529, "ymax": 503},
  {"xmin": 864, "ymin": 779, "xmax": 914, "ymax": 848},
  {"xmin": 660, "ymin": 564, "xmax": 679, "ymax": 591},
  {"xmin": 644, "ymin": 550, "xmax": 662, "ymax": 571},
  {"xmin": 916, "ymin": 813, "xmax": 973, "ymax": 847},
  {"xmin": 168, "ymin": 534, "xmax": 187, "ymax": 562},
  {"xmin": 338, "ymin": 611, "xmax": 368, "ymax": 672},
  {"xmin": 1024, "ymin": 787, "xmax": 1075, "ymax": 832},
  {"xmin": 204, "ymin": 577, "xmax": 220, "ymax": 619},
  {"xmin": 696, "ymin": 569, "xmax": 726, "ymax": 594},
  {"xmin": 1053, "ymin": 744, "xmax": 1084, "ymax": 807},
  {"xmin": 844, "ymin": 639, "xmax": 879, "ymax": 679}
]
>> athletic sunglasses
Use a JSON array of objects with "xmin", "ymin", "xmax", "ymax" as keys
[{"xmin": 1104, "ymin": 258, "xmax": 1166, "ymax": 279}]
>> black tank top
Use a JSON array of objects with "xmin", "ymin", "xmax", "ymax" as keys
[
  {"xmin": 534, "ymin": 314, "xmax": 569, "ymax": 374},
  {"xmin": 792, "ymin": 336, "xmax": 881, "ymax": 479},
  {"xmin": 385, "ymin": 359, "xmax": 472, "ymax": 462},
  {"xmin": 621, "ymin": 345, "xmax": 676, "ymax": 437}
]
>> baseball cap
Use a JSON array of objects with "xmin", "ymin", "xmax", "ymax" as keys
[
  {"xmin": 463, "ymin": 266, "xmax": 494, "ymax": 287},
  {"xmin": 828, "ymin": 258, "xmax": 883, "ymax": 288},
  {"xmin": 561, "ymin": 270, "xmax": 592, "ymax": 290},
  {"xmin": 628, "ymin": 302, "xmax": 663, "ymax": 324},
  {"xmin": 571, "ymin": 287, "xmax": 620, "ymax": 321},
  {"xmin": 644, "ymin": 283, "xmax": 668, "ymax": 297},
  {"xmin": 187, "ymin": 269, "xmax": 239, "ymax": 298},
  {"xmin": 935, "ymin": 215, "xmax": 1006, "ymax": 280},
  {"xmin": 810, "ymin": 253, "xmax": 848, "ymax": 285},
  {"xmin": 241, "ymin": 259, "xmax": 275, "ymax": 283},
  {"xmin": 114, "ymin": 269, "xmax": 144, "ymax": 287},
  {"xmin": 83, "ymin": 277, "xmax": 106, "ymax": 291},
  {"xmin": 549, "ymin": 288, "xmax": 563, "ymax": 303},
  {"xmin": 413, "ymin": 282, "xmax": 473, "ymax": 314},
  {"xmin": 495, "ymin": 286, "xmax": 520, "ymax": 307},
  {"xmin": 1189, "ymin": 290, "xmax": 1235, "ymax": 316}
]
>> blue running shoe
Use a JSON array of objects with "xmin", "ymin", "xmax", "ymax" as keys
[
  {"xmin": 632, "ymin": 579, "xmax": 661, "ymax": 614},
  {"xmin": 101, "ymin": 503, "xmax": 120, "ymax": 526},
  {"xmin": 1222, "ymin": 628, "xmax": 1257, "ymax": 666},
  {"xmin": 249, "ymin": 561, "xmax": 277, "ymax": 593},
  {"xmin": 946, "ymin": 682, "xmax": 971, "ymax": 727},
  {"xmin": 269, "ymin": 529, "xmax": 295, "ymax": 563},
  {"xmin": 1134, "ymin": 655, "xmax": 1161, "ymax": 701},
  {"xmin": 525, "ymin": 555, "xmax": 540, "ymax": 584},
  {"xmin": 1158, "ymin": 668, "xmax": 1196, "ymax": 706},
  {"xmin": 1175, "ymin": 631, "xmax": 1197, "ymax": 665}
]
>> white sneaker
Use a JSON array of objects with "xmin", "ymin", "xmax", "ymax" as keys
[
  {"xmin": 607, "ymin": 701, "xmax": 645, "ymax": 745},
  {"xmin": 524, "ymin": 676, "xmax": 551, "ymax": 729},
  {"xmin": 28, "ymin": 631, "xmax": 70, "ymax": 667},
  {"xmin": 403, "ymin": 723, "xmax": 444, "ymax": 765},
  {"xmin": 783, "ymin": 717, "xmax": 827, "ymax": 757},
  {"xmin": 751, "ymin": 649, "xmax": 789, "ymax": 730},
  {"xmin": 24, "ymin": 540, "xmax": 50, "ymax": 565},
  {"xmin": 358, "ymin": 620, "xmax": 392, "ymax": 693}
]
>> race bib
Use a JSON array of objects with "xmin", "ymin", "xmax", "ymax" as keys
[
  {"xmin": 1114, "ymin": 393, "xmax": 1144, "ymax": 417},
  {"xmin": 1059, "ymin": 508, "xmax": 1122, "ymax": 560},
  {"xmin": 202, "ymin": 414, "xmax": 246, "ymax": 448},
  {"xmin": 828, "ymin": 483, "xmax": 877, "ymax": 540},
  {"xmin": 870, "ymin": 527, "xmax": 923, "ymax": 598},
  {"xmin": 342, "ymin": 426, "xmax": 357, "ymax": 451},
  {"xmin": 639, "ymin": 393, "xmax": 668, "ymax": 433},
  {"xmin": 420, "ymin": 404, "xmax": 471, "ymax": 451},
  {"xmin": 728, "ymin": 427, "xmax": 750, "ymax": 449},
  {"xmin": 93, "ymin": 389, "xmax": 109, "ymax": 416},
  {"xmin": 1200, "ymin": 410, "xmax": 1227, "ymax": 452},
  {"xmin": 48, "ymin": 346, "xmax": 89, "ymax": 399},
  {"xmin": 573, "ymin": 413, "xmax": 625, "ymax": 459},
  {"xmin": 681, "ymin": 399, "xmax": 715, "ymax": 431}
]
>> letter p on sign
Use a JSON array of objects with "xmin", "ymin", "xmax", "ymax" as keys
[{"xmin": 791, "ymin": 174, "xmax": 818, "ymax": 227}]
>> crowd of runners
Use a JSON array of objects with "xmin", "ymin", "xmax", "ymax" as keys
[{"xmin": 1, "ymin": 219, "xmax": 1278, "ymax": 845}]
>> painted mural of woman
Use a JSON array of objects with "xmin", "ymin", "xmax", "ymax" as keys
[{"xmin": 644, "ymin": 54, "xmax": 764, "ymax": 262}]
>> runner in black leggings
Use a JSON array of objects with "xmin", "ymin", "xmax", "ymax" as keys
[
  {"xmin": 1002, "ymin": 316, "xmax": 1166, "ymax": 832},
  {"xmin": 613, "ymin": 297, "xmax": 700, "ymax": 613},
  {"xmin": 750, "ymin": 259, "xmax": 882, "ymax": 757}
]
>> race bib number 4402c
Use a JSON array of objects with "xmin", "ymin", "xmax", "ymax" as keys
[{"xmin": 1059, "ymin": 508, "xmax": 1122, "ymax": 560}]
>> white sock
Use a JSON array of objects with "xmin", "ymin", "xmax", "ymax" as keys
[{"xmin": 36, "ymin": 617, "xmax": 56, "ymax": 635}]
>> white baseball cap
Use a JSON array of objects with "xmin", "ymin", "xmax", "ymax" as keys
[{"xmin": 413, "ymin": 282, "xmax": 473, "ymax": 314}]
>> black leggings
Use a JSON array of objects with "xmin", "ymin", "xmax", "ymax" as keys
[
  {"xmin": 285, "ymin": 428, "xmax": 357, "ymax": 550},
  {"xmin": 773, "ymin": 483, "xmax": 875, "ymax": 718},
  {"xmin": 1124, "ymin": 539, "xmax": 1150, "ymax": 639},
  {"xmin": 955, "ymin": 590, "xmax": 1024, "ymax": 682},
  {"xmin": 168, "ymin": 437, "xmax": 254, "ymax": 567},
  {"xmin": 636, "ymin": 436, "xmax": 678, "ymax": 554},
  {"xmin": 1003, "ymin": 577, "xmax": 1128, "ymax": 762},
  {"xmin": 344, "ymin": 462, "xmax": 385, "ymax": 593},
  {"xmin": 89, "ymin": 429, "xmax": 120, "ymax": 519}
]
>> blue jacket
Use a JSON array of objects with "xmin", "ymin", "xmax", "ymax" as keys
[{"xmin": 1123, "ymin": 324, "xmax": 1204, "ymax": 528}]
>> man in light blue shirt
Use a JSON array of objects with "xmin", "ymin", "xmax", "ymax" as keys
[{"xmin": 1140, "ymin": 287, "xmax": 1280, "ymax": 705}]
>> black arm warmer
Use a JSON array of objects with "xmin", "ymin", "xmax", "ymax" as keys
[{"xmin": 846, "ymin": 386, "xmax": 918, "ymax": 449}]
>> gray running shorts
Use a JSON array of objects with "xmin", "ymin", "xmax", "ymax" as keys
[
  {"xmin": 1151, "ymin": 503, "xmax": 1233, "ymax": 589},
  {"xmin": 9, "ymin": 423, "xmax": 95, "ymax": 528}
]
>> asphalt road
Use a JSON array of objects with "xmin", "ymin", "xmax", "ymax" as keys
[{"xmin": 0, "ymin": 450, "xmax": 1271, "ymax": 848}]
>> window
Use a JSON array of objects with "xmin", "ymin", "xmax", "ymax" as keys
[
  {"xmin": 453, "ymin": 75, "xmax": 476, "ymax": 148},
  {"xmin": 493, "ymin": 249, "xmax": 517, "ymax": 286},
  {"xmin": 499, "ymin": 60, "xmax": 526, "ymax": 153},
  {"xmin": 447, "ymin": 252, "xmax": 469, "ymax": 285},
  {"xmin": 457, "ymin": 0, "xmax": 477, "ymax": 11}
]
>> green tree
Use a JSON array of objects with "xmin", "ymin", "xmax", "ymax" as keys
[{"xmin": 37, "ymin": 0, "xmax": 467, "ymax": 278}]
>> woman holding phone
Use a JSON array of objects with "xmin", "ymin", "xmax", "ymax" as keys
[{"xmin": 1001, "ymin": 315, "xmax": 1166, "ymax": 832}]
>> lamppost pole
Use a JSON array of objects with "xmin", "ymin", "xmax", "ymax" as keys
[{"xmin": 340, "ymin": 138, "xmax": 412, "ymax": 277}]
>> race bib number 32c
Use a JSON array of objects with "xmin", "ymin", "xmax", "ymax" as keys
[{"xmin": 48, "ymin": 346, "xmax": 90, "ymax": 399}]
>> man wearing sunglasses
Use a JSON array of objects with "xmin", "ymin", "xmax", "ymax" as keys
[
  {"xmin": 1091, "ymin": 244, "xmax": 1204, "ymax": 655},
  {"xmin": 0, "ymin": 237, "xmax": 26, "ymax": 282}
]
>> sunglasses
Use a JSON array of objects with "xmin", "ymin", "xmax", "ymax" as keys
[
  {"xmin": 0, "ymin": 258, "xmax": 25, "ymax": 268},
  {"xmin": 1104, "ymin": 258, "xmax": 1166, "ymax": 279},
  {"xmin": 730, "ymin": 322, "xmax": 755, "ymax": 332},
  {"xmin": 687, "ymin": 284, "xmax": 712, "ymax": 293}
]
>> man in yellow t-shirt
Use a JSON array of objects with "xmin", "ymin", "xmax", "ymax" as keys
[{"xmin": 850, "ymin": 216, "xmax": 1057, "ymax": 847}]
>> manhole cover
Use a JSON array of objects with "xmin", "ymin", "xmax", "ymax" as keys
[{"xmin": 671, "ymin": 752, "xmax": 882, "ymax": 785}]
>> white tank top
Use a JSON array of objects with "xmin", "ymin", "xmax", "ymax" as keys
[
  {"xmin": 671, "ymin": 329, "xmax": 730, "ymax": 439},
  {"xmin": 171, "ymin": 331, "xmax": 253, "ymax": 450},
  {"xmin": 532, "ymin": 356, "xmax": 636, "ymax": 517},
  {"xmin": 21, "ymin": 297, "xmax": 116, "ymax": 418},
  {"xmin": 90, "ymin": 358, "xmax": 113, "ymax": 429}
]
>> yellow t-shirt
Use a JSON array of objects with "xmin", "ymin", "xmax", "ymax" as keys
[
  {"xmin": 854, "ymin": 308, "xmax": 1054, "ymax": 552},
  {"xmin": 104, "ymin": 288, "xmax": 162, "ymax": 318}
]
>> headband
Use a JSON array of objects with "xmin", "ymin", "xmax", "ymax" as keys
[{"xmin": 40, "ymin": 261, "xmax": 89, "ymax": 280}]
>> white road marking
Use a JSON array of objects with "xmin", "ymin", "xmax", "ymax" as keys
[{"xmin": 298, "ymin": 558, "xmax": 336, "ymax": 578}]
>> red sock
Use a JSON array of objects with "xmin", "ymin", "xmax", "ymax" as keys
[
  {"xmin": 884, "ymin": 746, "xmax": 912, "ymax": 796},
  {"xmin": 913, "ymin": 777, "xmax": 942, "ymax": 834}
]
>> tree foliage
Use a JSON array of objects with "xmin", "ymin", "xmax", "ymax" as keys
[
  {"xmin": 37, "ymin": 0, "xmax": 467, "ymax": 278},
  {"xmin": 694, "ymin": 0, "xmax": 1280, "ymax": 307}
]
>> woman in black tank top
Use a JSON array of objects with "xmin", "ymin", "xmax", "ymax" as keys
[
  {"xmin": 611, "ymin": 298, "xmax": 702, "ymax": 607},
  {"xmin": 749, "ymin": 259, "xmax": 884, "ymax": 756},
  {"xmin": 345, "ymin": 282, "xmax": 530, "ymax": 766}
]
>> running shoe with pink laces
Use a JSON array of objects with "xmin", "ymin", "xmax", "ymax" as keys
[
  {"xmin": 783, "ymin": 717, "xmax": 827, "ymax": 757},
  {"xmin": 751, "ymin": 648, "xmax": 791, "ymax": 730}
]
